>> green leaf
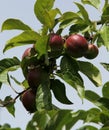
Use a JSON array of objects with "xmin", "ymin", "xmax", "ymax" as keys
[
  {"xmin": 0, "ymin": 57, "xmax": 20, "ymax": 85},
  {"xmin": 0, "ymin": 123, "xmax": 21, "ymax": 130},
  {"xmin": 45, "ymin": 110, "xmax": 74, "ymax": 130},
  {"xmin": 35, "ymin": 35, "xmax": 49, "ymax": 58},
  {"xmin": 77, "ymin": 125, "xmax": 98, "ymax": 130},
  {"xmin": 60, "ymin": 12, "xmax": 81, "ymax": 22},
  {"xmin": 102, "ymin": 82, "xmax": 109, "ymax": 98},
  {"xmin": 100, "ymin": 25, "xmax": 109, "ymax": 50},
  {"xmin": 36, "ymin": 78, "xmax": 52, "ymax": 111},
  {"xmin": 1, "ymin": 18, "xmax": 32, "ymax": 31},
  {"xmin": 3, "ymin": 30, "xmax": 40, "ymax": 52},
  {"xmin": 97, "ymin": 98, "xmax": 109, "ymax": 110},
  {"xmin": 57, "ymin": 71, "xmax": 85, "ymax": 100},
  {"xmin": 10, "ymin": 76, "xmax": 29, "ymax": 89},
  {"xmin": 26, "ymin": 110, "xmax": 58, "ymax": 130},
  {"xmin": 101, "ymin": 62, "xmax": 109, "ymax": 72},
  {"xmin": 100, "ymin": 113, "xmax": 109, "ymax": 124},
  {"xmin": 66, "ymin": 110, "xmax": 87, "ymax": 130},
  {"xmin": 101, "ymin": 4, "xmax": 109, "ymax": 23},
  {"xmin": 100, "ymin": 127, "xmax": 109, "ymax": 130},
  {"xmin": 57, "ymin": 56, "xmax": 84, "ymax": 100},
  {"xmin": 75, "ymin": 2, "xmax": 90, "ymax": 24},
  {"xmin": 81, "ymin": 0, "xmax": 100, "ymax": 9},
  {"xmin": 50, "ymin": 79, "xmax": 73, "ymax": 104},
  {"xmin": 78, "ymin": 60, "xmax": 102, "ymax": 87},
  {"xmin": 85, "ymin": 108, "xmax": 101, "ymax": 123},
  {"xmin": 69, "ymin": 23, "xmax": 89, "ymax": 34},
  {"xmin": 4, "ymin": 96, "xmax": 15, "ymax": 117},
  {"xmin": 85, "ymin": 90, "xmax": 100, "ymax": 102},
  {"xmin": 59, "ymin": 12, "xmax": 83, "ymax": 29},
  {"xmin": 27, "ymin": 111, "xmax": 53, "ymax": 130},
  {"xmin": 60, "ymin": 55, "xmax": 79, "ymax": 73},
  {"xmin": 34, "ymin": 0, "xmax": 57, "ymax": 29}
]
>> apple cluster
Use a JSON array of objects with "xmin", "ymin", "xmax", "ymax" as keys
[{"xmin": 20, "ymin": 33, "xmax": 99, "ymax": 113}]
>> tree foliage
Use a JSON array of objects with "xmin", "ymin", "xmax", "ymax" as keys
[{"xmin": 0, "ymin": 0, "xmax": 109, "ymax": 129}]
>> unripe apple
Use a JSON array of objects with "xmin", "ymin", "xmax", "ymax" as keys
[
  {"xmin": 65, "ymin": 34, "xmax": 88, "ymax": 58},
  {"xmin": 21, "ymin": 89, "xmax": 36, "ymax": 113},
  {"xmin": 27, "ymin": 67, "xmax": 48, "ymax": 88},
  {"xmin": 84, "ymin": 44, "xmax": 99, "ymax": 59}
]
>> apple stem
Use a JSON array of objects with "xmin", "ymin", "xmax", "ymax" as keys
[{"xmin": 0, "ymin": 88, "xmax": 30, "ymax": 107}]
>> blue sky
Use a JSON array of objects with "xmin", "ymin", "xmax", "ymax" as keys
[{"xmin": 0, "ymin": 0, "xmax": 109, "ymax": 129}]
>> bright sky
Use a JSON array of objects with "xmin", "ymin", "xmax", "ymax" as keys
[{"xmin": 0, "ymin": 0, "xmax": 109, "ymax": 130}]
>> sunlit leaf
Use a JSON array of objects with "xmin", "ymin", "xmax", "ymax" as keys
[
  {"xmin": 50, "ymin": 79, "xmax": 73, "ymax": 104},
  {"xmin": 101, "ymin": 4, "xmax": 109, "ymax": 23},
  {"xmin": 3, "ymin": 30, "xmax": 40, "ymax": 52},
  {"xmin": 100, "ymin": 25, "xmax": 109, "ymax": 50},
  {"xmin": 0, "ymin": 57, "xmax": 20, "ymax": 85},
  {"xmin": 59, "ymin": 12, "xmax": 82, "ymax": 29},
  {"xmin": 36, "ymin": 78, "xmax": 52, "ymax": 111},
  {"xmin": 10, "ymin": 76, "xmax": 29, "ymax": 89},
  {"xmin": 75, "ymin": 2, "xmax": 90, "ymax": 24},
  {"xmin": 34, "ymin": 0, "xmax": 58, "ymax": 29},
  {"xmin": 81, "ymin": 0, "xmax": 100, "ymax": 9},
  {"xmin": 78, "ymin": 60, "xmax": 102, "ymax": 86},
  {"xmin": 34, "ymin": 35, "xmax": 49, "ymax": 58},
  {"xmin": 85, "ymin": 108, "xmax": 101, "ymax": 123},
  {"xmin": 45, "ymin": 110, "xmax": 74, "ymax": 130},
  {"xmin": 26, "ymin": 110, "xmax": 57, "ymax": 130},
  {"xmin": 102, "ymin": 82, "xmax": 109, "ymax": 99},
  {"xmin": 1, "ymin": 18, "xmax": 32, "ymax": 31}
]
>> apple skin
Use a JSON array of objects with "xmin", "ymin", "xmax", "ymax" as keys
[
  {"xmin": 48, "ymin": 33, "xmax": 64, "ymax": 58},
  {"xmin": 22, "ymin": 46, "xmax": 36, "ymax": 60},
  {"xmin": 27, "ymin": 67, "xmax": 48, "ymax": 88},
  {"xmin": 21, "ymin": 89, "xmax": 36, "ymax": 113},
  {"xmin": 49, "ymin": 33, "xmax": 64, "ymax": 51},
  {"xmin": 22, "ymin": 47, "xmax": 32, "ymax": 59},
  {"xmin": 84, "ymin": 44, "xmax": 99, "ymax": 59},
  {"xmin": 65, "ymin": 34, "xmax": 88, "ymax": 58}
]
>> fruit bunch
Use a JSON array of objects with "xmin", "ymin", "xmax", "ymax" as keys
[{"xmin": 20, "ymin": 33, "xmax": 99, "ymax": 113}]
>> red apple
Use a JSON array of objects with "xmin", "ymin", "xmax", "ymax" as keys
[
  {"xmin": 49, "ymin": 33, "xmax": 64, "ymax": 51},
  {"xmin": 84, "ymin": 44, "xmax": 99, "ymax": 59},
  {"xmin": 21, "ymin": 89, "xmax": 36, "ymax": 113},
  {"xmin": 22, "ymin": 47, "xmax": 32, "ymax": 59},
  {"xmin": 27, "ymin": 67, "xmax": 48, "ymax": 88},
  {"xmin": 48, "ymin": 33, "xmax": 64, "ymax": 58},
  {"xmin": 65, "ymin": 34, "xmax": 88, "ymax": 58}
]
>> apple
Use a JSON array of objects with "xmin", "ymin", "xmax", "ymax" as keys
[
  {"xmin": 21, "ymin": 89, "xmax": 36, "ymax": 113},
  {"xmin": 27, "ymin": 67, "xmax": 48, "ymax": 88},
  {"xmin": 84, "ymin": 44, "xmax": 99, "ymax": 59},
  {"xmin": 22, "ymin": 47, "xmax": 32, "ymax": 59},
  {"xmin": 48, "ymin": 33, "xmax": 64, "ymax": 57},
  {"xmin": 65, "ymin": 34, "xmax": 88, "ymax": 58},
  {"xmin": 22, "ymin": 46, "xmax": 36, "ymax": 60}
]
